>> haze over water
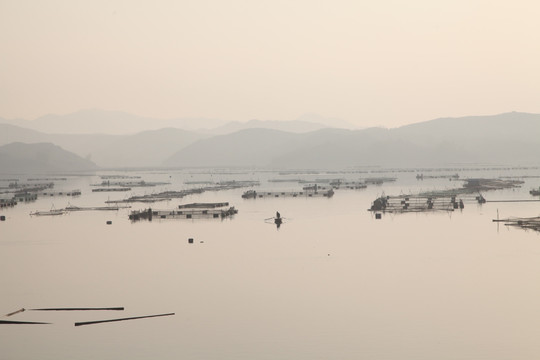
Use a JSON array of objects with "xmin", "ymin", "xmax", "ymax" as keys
[{"xmin": 2, "ymin": 167, "xmax": 540, "ymax": 359}]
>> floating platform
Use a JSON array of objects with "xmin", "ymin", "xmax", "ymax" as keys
[
  {"xmin": 416, "ymin": 173, "xmax": 459, "ymax": 180},
  {"xmin": 463, "ymin": 178, "xmax": 523, "ymax": 191},
  {"xmin": 268, "ymin": 178, "xmax": 303, "ymax": 183},
  {"xmin": 242, "ymin": 188, "xmax": 334, "ymax": 199},
  {"xmin": 363, "ymin": 177, "xmax": 397, "ymax": 185},
  {"xmin": 92, "ymin": 180, "xmax": 170, "ymax": 188},
  {"xmin": 28, "ymin": 177, "xmax": 67, "ymax": 181},
  {"xmin": 178, "ymin": 202, "xmax": 229, "ymax": 209},
  {"xmin": 419, "ymin": 178, "xmax": 524, "ymax": 199},
  {"xmin": 106, "ymin": 189, "xmax": 204, "ymax": 203},
  {"xmin": 302, "ymin": 184, "xmax": 333, "ymax": 191},
  {"xmin": 329, "ymin": 181, "xmax": 367, "ymax": 190},
  {"xmin": 100, "ymin": 175, "xmax": 141, "ymax": 179},
  {"xmin": 369, "ymin": 195, "xmax": 464, "ymax": 213},
  {"xmin": 108, "ymin": 182, "xmax": 259, "ymax": 204},
  {"xmin": 40, "ymin": 189, "xmax": 81, "ymax": 197},
  {"xmin": 30, "ymin": 209, "xmax": 66, "ymax": 216},
  {"xmin": 13, "ymin": 192, "xmax": 38, "ymax": 202},
  {"xmin": 493, "ymin": 216, "xmax": 540, "ymax": 232},
  {"xmin": 65, "ymin": 205, "xmax": 129, "ymax": 212},
  {"xmin": 92, "ymin": 187, "xmax": 131, "ymax": 192},
  {"xmin": 129, "ymin": 206, "xmax": 238, "ymax": 221}
]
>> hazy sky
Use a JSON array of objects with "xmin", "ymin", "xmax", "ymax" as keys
[{"xmin": 1, "ymin": 0, "xmax": 539, "ymax": 128}]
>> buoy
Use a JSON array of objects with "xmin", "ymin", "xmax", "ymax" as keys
[{"xmin": 188, "ymin": 238, "xmax": 193, "ymax": 244}]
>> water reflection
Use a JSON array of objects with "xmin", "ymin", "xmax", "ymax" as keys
[{"xmin": 2, "ymin": 168, "xmax": 540, "ymax": 359}]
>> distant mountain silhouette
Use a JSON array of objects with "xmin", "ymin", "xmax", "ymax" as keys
[
  {"xmin": 89, "ymin": 128, "xmax": 204, "ymax": 168},
  {"xmin": 207, "ymin": 119, "xmax": 330, "ymax": 135},
  {"xmin": 1, "ymin": 112, "xmax": 539, "ymax": 169},
  {"xmin": 1, "ymin": 109, "xmax": 336, "ymax": 135},
  {"xmin": 0, "ymin": 142, "xmax": 98, "ymax": 174},
  {"xmin": 3, "ymin": 109, "xmax": 227, "ymax": 135},
  {"xmin": 295, "ymin": 113, "xmax": 358, "ymax": 129},
  {"xmin": 0, "ymin": 123, "xmax": 48, "ymax": 144},
  {"xmin": 0, "ymin": 124, "xmax": 204, "ymax": 168},
  {"xmin": 165, "ymin": 112, "xmax": 540, "ymax": 168}
]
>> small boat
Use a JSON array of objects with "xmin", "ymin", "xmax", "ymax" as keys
[{"xmin": 265, "ymin": 212, "xmax": 284, "ymax": 228}]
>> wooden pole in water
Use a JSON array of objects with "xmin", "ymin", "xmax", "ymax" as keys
[
  {"xmin": 74, "ymin": 312, "xmax": 175, "ymax": 327},
  {"xmin": 5, "ymin": 308, "xmax": 25, "ymax": 317},
  {"xmin": 0, "ymin": 320, "xmax": 51, "ymax": 325},
  {"xmin": 30, "ymin": 307, "xmax": 124, "ymax": 311}
]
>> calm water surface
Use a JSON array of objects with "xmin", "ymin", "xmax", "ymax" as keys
[{"xmin": 1, "ymin": 168, "xmax": 540, "ymax": 359}]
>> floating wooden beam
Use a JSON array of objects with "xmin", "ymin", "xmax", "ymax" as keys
[
  {"xmin": 75, "ymin": 312, "xmax": 175, "ymax": 327},
  {"xmin": 5, "ymin": 308, "xmax": 25, "ymax": 317},
  {"xmin": 0, "ymin": 320, "xmax": 50, "ymax": 325},
  {"xmin": 30, "ymin": 307, "xmax": 124, "ymax": 311}
]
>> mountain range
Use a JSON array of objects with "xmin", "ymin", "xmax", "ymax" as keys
[
  {"xmin": 1, "ymin": 109, "xmax": 349, "ymax": 135},
  {"xmin": 0, "ymin": 142, "xmax": 97, "ymax": 174},
  {"xmin": 166, "ymin": 111, "xmax": 540, "ymax": 168},
  {"xmin": 1, "ymin": 111, "xmax": 539, "ymax": 171}
]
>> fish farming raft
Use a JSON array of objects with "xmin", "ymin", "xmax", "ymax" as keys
[
  {"xmin": 369, "ymin": 195, "xmax": 464, "ymax": 213},
  {"xmin": 129, "ymin": 205, "xmax": 238, "ymax": 221},
  {"xmin": 493, "ymin": 216, "xmax": 540, "ymax": 233},
  {"xmin": 242, "ymin": 188, "xmax": 334, "ymax": 199}
]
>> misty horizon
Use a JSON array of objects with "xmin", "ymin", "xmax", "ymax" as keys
[
  {"xmin": 1, "ymin": 108, "xmax": 536, "ymax": 132},
  {"xmin": 2, "ymin": 1, "xmax": 539, "ymax": 128}
]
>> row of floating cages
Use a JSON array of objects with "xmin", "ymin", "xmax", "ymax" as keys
[
  {"xmin": 40, "ymin": 189, "xmax": 81, "ymax": 197},
  {"xmin": 370, "ymin": 195, "xmax": 465, "ymax": 213},
  {"xmin": 129, "ymin": 206, "xmax": 238, "ymax": 221},
  {"xmin": 242, "ymin": 189, "xmax": 334, "ymax": 199},
  {"xmin": 0, "ymin": 198, "xmax": 17, "ymax": 208}
]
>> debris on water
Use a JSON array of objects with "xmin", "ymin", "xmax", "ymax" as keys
[
  {"xmin": 74, "ymin": 312, "xmax": 175, "ymax": 327},
  {"xmin": 0, "ymin": 320, "xmax": 51, "ymax": 325},
  {"xmin": 29, "ymin": 307, "xmax": 124, "ymax": 311},
  {"xmin": 5, "ymin": 308, "xmax": 25, "ymax": 316}
]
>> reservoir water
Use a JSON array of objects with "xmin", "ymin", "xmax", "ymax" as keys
[{"xmin": 2, "ymin": 167, "xmax": 540, "ymax": 359}]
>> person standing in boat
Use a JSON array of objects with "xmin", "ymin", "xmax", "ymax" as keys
[{"xmin": 276, "ymin": 211, "xmax": 280, "ymax": 219}]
